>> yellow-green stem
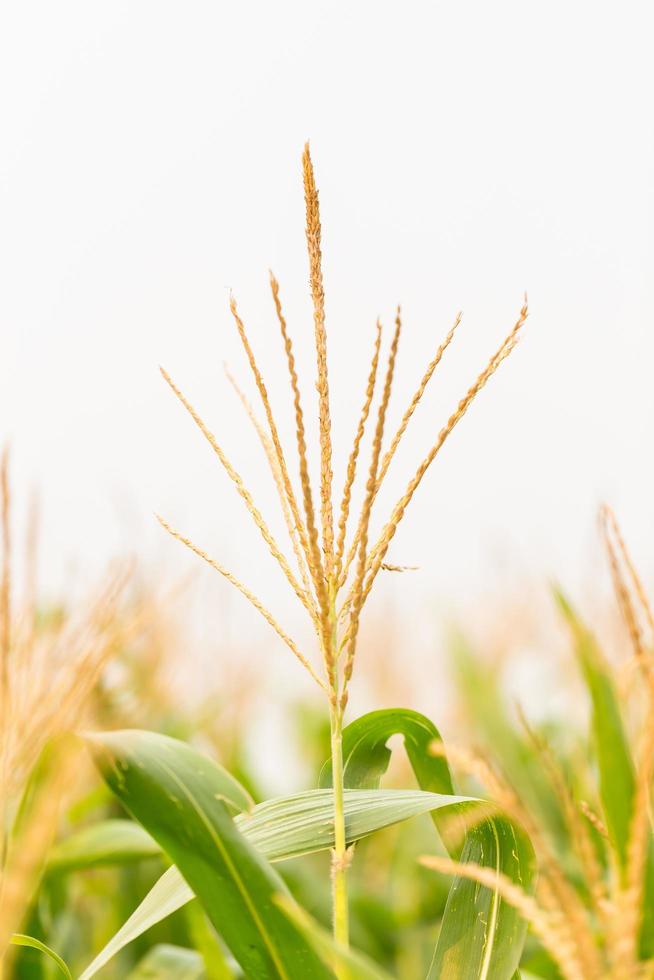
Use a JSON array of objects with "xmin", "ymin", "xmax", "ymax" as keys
[
  {"xmin": 329, "ymin": 701, "xmax": 348, "ymax": 950},
  {"xmin": 327, "ymin": 582, "xmax": 349, "ymax": 958}
]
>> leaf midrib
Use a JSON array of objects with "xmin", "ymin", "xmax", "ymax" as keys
[{"xmin": 147, "ymin": 753, "xmax": 290, "ymax": 980}]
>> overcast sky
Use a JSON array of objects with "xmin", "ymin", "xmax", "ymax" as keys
[{"xmin": 2, "ymin": 2, "xmax": 653, "ymax": 638}]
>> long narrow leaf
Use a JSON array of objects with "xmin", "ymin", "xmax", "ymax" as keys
[
  {"xmin": 10, "ymin": 934, "xmax": 72, "ymax": 979},
  {"xmin": 555, "ymin": 591, "xmax": 634, "ymax": 865},
  {"xmin": 84, "ymin": 729, "xmax": 331, "ymax": 980},
  {"xmin": 556, "ymin": 590, "xmax": 654, "ymax": 955},
  {"xmin": 48, "ymin": 819, "xmax": 160, "ymax": 873},
  {"xmin": 237, "ymin": 788, "xmax": 472, "ymax": 861},
  {"xmin": 427, "ymin": 816, "xmax": 533, "ymax": 979}
]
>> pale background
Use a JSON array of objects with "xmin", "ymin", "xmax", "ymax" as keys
[{"xmin": 2, "ymin": 3, "xmax": 653, "ymax": 738}]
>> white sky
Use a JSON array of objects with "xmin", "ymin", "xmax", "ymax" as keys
[{"xmin": 2, "ymin": 1, "xmax": 654, "ymax": 639}]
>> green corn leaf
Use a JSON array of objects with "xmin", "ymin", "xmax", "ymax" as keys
[
  {"xmin": 555, "ymin": 590, "xmax": 635, "ymax": 865},
  {"xmin": 237, "ymin": 788, "xmax": 472, "ymax": 861},
  {"xmin": 556, "ymin": 589, "xmax": 654, "ymax": 956},
  {"xmin": 125, "ymin": 943, "xmax": 205, "ymax": 978},
  {"xmin": 10, "ymin": 934, "xmax": 72, "ymax": 979},
  {"xmin": 319, "ymin": 707, "xmax": 453, "ymax": 794},
  {"xmin": 84, "ymin": 729, "xmax": 331, "ymax": 980},
  {"xmin": 48, "ymin": 819, "xmax": 161, "ymax": 873},
  {"xmin": 426, "ymin": 816, "xmax": 534, "ymax": 980},
  {"xmin": 321, "ymin": 708, "xmax": 536, "ymax": 980}
]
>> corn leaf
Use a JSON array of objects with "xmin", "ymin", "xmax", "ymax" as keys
[
  {"xmin": 10, "ymin": 934, "xmax": 72, "ymax": 979},
  {"xmin": 238, "ymin": 788, "xmax": 472, "ymax": 861},
  {"xmin": 319, "ymin": 707, "xmax": 453, "ymax": 794},
  {"xmin": 48, "ymin": 819, "xmax": 161, "ymax": 873},
  {"xmin": 321, "ymin": 709, "xmax": 536, "ymax": 980},
  {"xmin": 555, "ymin": 591, "xmax": 634, "ymax": 865},
  {"xmin": 427, "ymin": 816, "xmax": 534, "ymax": 980},
  {"xmin": 183, "ymin": 900, "xmax": 238, "ymax": 979},
  {"xmin": 556, "ymin": 590, "xmax": 654, "ymax": 956},
  {"xmin": 84, "ymin": 729, "xmax": 331, "ymax": 980}
]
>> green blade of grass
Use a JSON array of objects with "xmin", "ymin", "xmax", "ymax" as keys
[
  {"xmin": 184, "ymin": 900, "xmax": 238, "ymax": 980},
  {"xmin": 426, "ymin": 816, "xmax": 534, "ymax": 980}
]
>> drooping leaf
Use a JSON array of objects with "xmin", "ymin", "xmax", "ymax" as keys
[
  {"xmin": 125, "ymin": 943, "xmax": 205, "ymax": 979},
  {"xmin": 10, "ymin": 934, "xmax": 72, "ymax": 979},
  {"xmin": 48, "ymin": 819, "xmax": 161, "ymax": 873},
  {"xmin": 84, "ymin": 729, "xmax": 331, "ymax": 980},
  {"xmin": 319, "ymin": 707, "xmax": 453, "ymax": 794},
  {"xmin": 321, "ymin": 709, "xmax": 536, "ymax": 980}
]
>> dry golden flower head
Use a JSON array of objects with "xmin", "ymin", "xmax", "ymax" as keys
[{"xmin": 159, "ymin": 148, "xmax": 527, "ymax": 709}]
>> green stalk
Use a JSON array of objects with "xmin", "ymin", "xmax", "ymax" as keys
[
  {"xmin": 327, "ymin": 582, "xmax": 349, "ymax": 959},
  {"xmin": 329, "ymin": 700, "xmax": 348, "ymax": 949}
]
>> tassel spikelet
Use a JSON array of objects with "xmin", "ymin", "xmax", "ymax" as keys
[
  {"xmin": 302, "ymin": 143, "xmax": 335, "ymax": 581},
  {"xmin": 334, "ymin": 320, "xmax": 382, "ymax": 581}
]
